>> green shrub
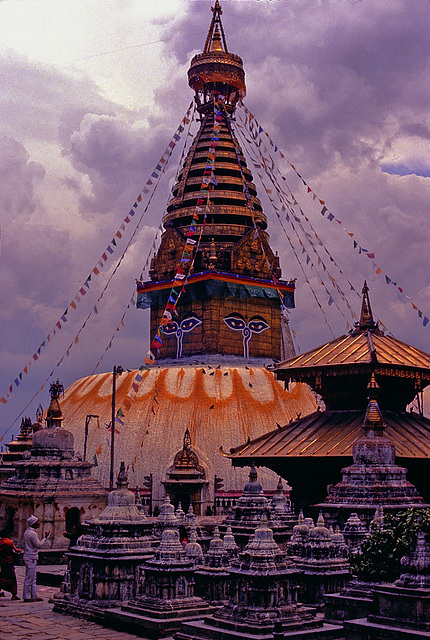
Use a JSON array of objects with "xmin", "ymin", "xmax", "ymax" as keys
[{"xmin": 349, "ymin": 509, "xmax": 430, "ymax": 583}]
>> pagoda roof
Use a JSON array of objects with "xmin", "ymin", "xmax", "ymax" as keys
[
  {"xmin": 275, "ymin": 331, "xmax": 430, "ymax": 377},
  {"xmin": 275, "ymin": 282, "xmax": 430, "ymax": 379},
  {"xmin": 225, "ymin": 409, "xmax": 430, "ymax": 460}
]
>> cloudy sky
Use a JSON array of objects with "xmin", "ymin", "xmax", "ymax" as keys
[{"xmin": 1, "ymin": 0, "xmax": 429, "ymax": 441}]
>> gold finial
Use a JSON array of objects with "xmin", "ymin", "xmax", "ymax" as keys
[
  {"xmin": 203, "ymin": 0, "xmax": 228, "ymax": 53},
  {"xmin": 367, "ymin": 373, "xmax": 380, "ymax": 395},
  {"xmin": 210, "ymin": 25, "xmax": 223, "ymax": 52}
]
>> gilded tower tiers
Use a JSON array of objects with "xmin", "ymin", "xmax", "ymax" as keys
[{"xmin": 137, "ymin": 1, "xmax": 295, "ymax": 361}]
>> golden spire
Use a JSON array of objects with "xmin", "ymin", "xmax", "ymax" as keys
[
  {"xmin": 210, "ymin": 25, "xmax": 224, "ymax": 52},
  {"xmin": 203, "ymin": 0, "xmax": 228, "ymax": 53},
  {"xmin": 188, "ymin": 1, "xmax": 246, "ymax": 113}
]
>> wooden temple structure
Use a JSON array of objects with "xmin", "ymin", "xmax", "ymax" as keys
[{"xmin": 226, "ymin": 283, "xmax": 430, "ymax": 508}]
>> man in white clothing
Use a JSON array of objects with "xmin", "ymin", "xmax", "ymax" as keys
[{"xmin": 23, "ymin": 515, "xmax": 50, "ymax": 602}]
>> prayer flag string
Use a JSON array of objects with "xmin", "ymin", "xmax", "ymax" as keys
[
  {"xmin": 238, "ymin": 101, "xmax": 429, "ymax": 331},
  {"xmin": 235, "ymin": 114, "xmax": 358, "ymax": 329},
  {"xmin": 0, "ymin": 105, "xmax": 193, "ymax": 411}
]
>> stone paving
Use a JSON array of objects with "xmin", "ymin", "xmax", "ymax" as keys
[{"xmin": 0, "ymin": 566, "xmax": 173, "ymax": 640}]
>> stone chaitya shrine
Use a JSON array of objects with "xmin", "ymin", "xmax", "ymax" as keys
[
  {"xmin": 54, "ymin": 462, "xmax": 156, "ymax": 618},
  {"xmin": 318, "ymin": 375, "xmax": 426, "ymax": 527},
  {"xmin": 220, "ymin": 463, "xmax": 296, "ymax": 549},
  {"xmin": 58, "ymin": 0, "xmax": 317, "ymax": 507},
  {"xmin": 0, "ymin": 380, "xmax": 106, "ymax": 559}
]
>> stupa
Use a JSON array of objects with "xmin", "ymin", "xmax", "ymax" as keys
[
  {"xmin": 286, "ymin": 512, "xmax": 350, "ymax": 606},
  {"xmin": 59, "ymin": 0, "xmax": 317, "ymax": 511},
  {"xmin": 0, "ymin": 380, "xmax": 107, "ymax": 559},
  {"xmin": 318, "ymin": 376, "xmax": 426, "ymax": 528},
  {"xmin": 221, "ymin": 463, "xmax": 296, "ymax": 549},
  {"xmin": 227, "ymin": 283, "xmax": 430, "ymax": 508},
  {"xmin": 53, "ymin": 462, "xmax": 156, "ymax": 617},
  {"xmin": 195, "ymin": 526, "xmax": 233, "ymax": 606},
  {"xmin": 114, "ymin": 528, "xmax": 216, "ymax": 638}
]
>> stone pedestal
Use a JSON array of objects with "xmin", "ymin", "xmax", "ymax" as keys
[{"xmin": 324, "ymin": 581, "xmax": 375, "ymax": 624}]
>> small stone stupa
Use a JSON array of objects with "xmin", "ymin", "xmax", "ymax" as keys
[
  {"xmin": 221, "ymin": 464, "xmax": 296, "ymax": 549},
  {"xmin": 195, "ymin": 527, "xmax": 232, "ymax": 606},
  {"xmin": 318, "ymin": 375, "xmax": 426, "ymax": 528},
  {"xmin": 286, "ymin": 512, "xmax": 350, "ymax": 606},
  {"xmin": 154, "ymin": 495, "xmax": 180, "ymax": 538},
  {"xmin": 0, "ymin": 380, "xmax": 107, "ymax": 558},
  {"xmin": 115, "ymin": 528, "xmax": 215, "ymax": 638},
  {"xmin": 176, "ymin": 517, "xmax": 342, "ymax": 640},
  {"xmin": 342, "ymin": 512, "xmax": 368, "ymax": 552},
  {"xmin": 53, "ymin": 462, "xmax": 156, "ymax": 617}
]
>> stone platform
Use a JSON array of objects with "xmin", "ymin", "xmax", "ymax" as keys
[
  {"xmin": 175, "ymin": 615, "xmax": 345, "ymax": 640},
  {"xmin": 0, "ymin": 566, "xmax": 156, "ymax": 640},
  {"xmin": 345, "ymin": 617, "xmax": 430, "ymax": 639}
]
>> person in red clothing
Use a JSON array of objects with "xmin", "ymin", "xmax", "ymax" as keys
[{"xmin": 0, "ymin": 528, "xmax": 23, "ymax": 600}]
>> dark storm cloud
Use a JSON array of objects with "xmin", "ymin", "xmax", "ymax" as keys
[
  {"xmin": 0, "ymin": 50, "xmax": 117, "ymax": 144},
  {"xmin": 62, "ymin": 113, "xmax": 174, "ymax": 215}
]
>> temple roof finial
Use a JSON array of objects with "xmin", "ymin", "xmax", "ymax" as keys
[
  {"xmin": 354, "ymin": 281, "xmax": 381, "ymax": 334},
  {"xmin": 360, "ymin": 281, "xmax": 373, "ymax": 326}
]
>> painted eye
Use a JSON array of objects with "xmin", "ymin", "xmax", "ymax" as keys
[
  {"xmin": 223, "ymin": 314, "xmax": 246, "ymax": 331},
  {"xmin": 248, "ymin": 316, "xmax": 269, "ymax": 334},
  {"xmin": 161, "ymin": 321, "xmax": 178, "ymax": 335},
  {"xmin": 180, "ymin": 315, "xmax": 202, "ymax": 333}
]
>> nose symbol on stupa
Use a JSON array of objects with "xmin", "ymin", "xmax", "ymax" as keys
[
  {"xmin": 223, "ymin": 313, "xmax": 269, "ymax": 358},
  {"xmin": 161, "ymin": 314, "xmax": 202, "ymax": 358}
]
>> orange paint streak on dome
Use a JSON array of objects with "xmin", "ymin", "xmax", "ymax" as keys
[{"xmin": 61, "ymin": 366, "xmax": 317, "ymax": 491}]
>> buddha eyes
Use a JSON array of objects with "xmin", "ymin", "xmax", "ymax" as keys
[
  {"xmin": 162, "ymin": 321, "xmax": 178, "ymax": 335},
  {"xmin": 248, "ymin": 316, "xmax": 269, "ymax": 334},
  {"xmin": 161, "ymin": 315, "xmax": 202, "ymax": 334},
  {"xmin": 180, "ymin": 315, "xmax": 202, "ymax": 332},
  {"xmin": 223, "ymin": 314, "xmax": 246, "ymax": 331},
  {"xmin": 223, "ymin": 314, "xmax": 269, "ymax": 334}
]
